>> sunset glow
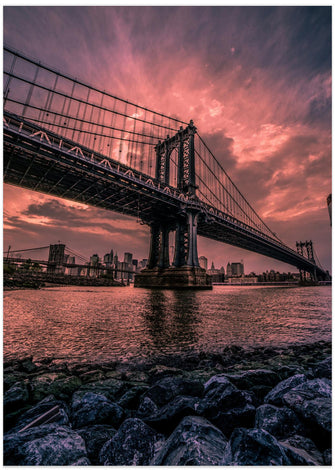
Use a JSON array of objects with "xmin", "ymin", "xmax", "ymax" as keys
[{"xmin": 3, "ymin": 6, "xmax": 331, "ymax": 273}]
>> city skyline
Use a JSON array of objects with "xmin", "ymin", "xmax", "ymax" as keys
[{"xmin": 3, "ymin": 6, "xmax": 331, "ymax": 274}]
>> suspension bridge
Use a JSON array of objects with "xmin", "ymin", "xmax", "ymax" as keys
[{"xmin": 3, "ymin": 45, "xmax": 328, "ymax": 288}]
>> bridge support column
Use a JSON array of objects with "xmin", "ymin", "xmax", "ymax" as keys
[
  {"xmin": 158, "ymin": 225, "xmax": 170, "ymax": 269},
  {"xmin": 147, "ymin": 223, "xmax": 160, "ymax": 269},
  {"xmin": 186, "ymin": 211, "xmax": 199, "ymax": 267},
  {"xmin": 173, "ymin": 221, "xmax": 187, "ymax": 267}
]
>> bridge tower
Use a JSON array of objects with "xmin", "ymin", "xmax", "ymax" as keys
[
  {"xmin": 296, "ymin": 240, "xmax": 317, "ymax": 282},
  {"xmin": 134, "ymin": 121, "xmax": 211, "ymax": 289}
]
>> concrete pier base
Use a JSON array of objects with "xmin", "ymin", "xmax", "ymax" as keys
[{"xmin": 134, "ymin": 266, "xmax": 212, "ymax": 289}]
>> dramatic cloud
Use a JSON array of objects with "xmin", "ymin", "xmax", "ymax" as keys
[{"xmin": 3, "ymin": 6, "xmax": 331, "ymax": 272}]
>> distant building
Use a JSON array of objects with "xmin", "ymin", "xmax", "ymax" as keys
[
  {"xmin": 231, "ymin": 261, "xmax": 244, "ymax": 277},
  {"xmin": 124, "ymin": 252, "xmax": 133, "ymax": 265},
  {"xmin": 139, "ymin": 259, "xmax": 148, "ymax": 269},
  {"xmin": 226, "ymin": 262, "xmax": 232, "ymax": 278},
  {"xmin": 103, "ymin": 249, "xmax": 114, "ymax": 267},
  {"xmin": 327, "ymin": 194, "xmax": 331, "ymax": 225},
  {"xmin": 199, "ymin": 256, "xmax": 208, "ymax": 271}
]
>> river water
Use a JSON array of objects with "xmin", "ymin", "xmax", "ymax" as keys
[{"xmin": 3, "ymin": 285, "xmax": 331, "ymax": 365}]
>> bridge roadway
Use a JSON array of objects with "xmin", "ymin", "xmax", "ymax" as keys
[{"xmin": 3, "ymin": 111, "xmax": 327, "ymax": 279}]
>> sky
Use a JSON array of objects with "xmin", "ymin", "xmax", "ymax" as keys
[{"xmin": 3, "ymin": 6, "xmax": 332, "ymax": 273}]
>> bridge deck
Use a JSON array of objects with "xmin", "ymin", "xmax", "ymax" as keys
[{"xmin": 4, "ymin": 112, "xmax": 327, "ymax": 278}]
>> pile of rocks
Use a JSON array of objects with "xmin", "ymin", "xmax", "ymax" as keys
[{"xmin": 3, "ymin": 352, "xmax": 331, "ymax": 465}]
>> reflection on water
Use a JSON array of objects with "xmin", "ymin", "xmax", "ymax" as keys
[
  {"xmin": 3, "ymin": 285, "xmax": 331, "ymax": 364},
  {"xmin": 142, "ymin": 290, "xmax": 200, "ymax": 351}
]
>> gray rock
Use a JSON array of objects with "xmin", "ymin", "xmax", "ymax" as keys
[
  {"xmin": 99, "ymin": 418, "xmax": 163, "ymax": 465},
  {"xmin": 143, "ymin": 377, "xmax": 204, "ymax": 407},
  {"xmin": 151, "ymin": 415, "xmax": 227, "ymax": 465},
  {"xmin": 71, "ymin": 456, "xmax": 91, "ymax": 465},
  {"xmin": 264, "ymin": 373, "xmax": 308, "ymax": 406},
  {"xmin": 222, "ymin": 369, "xmax": 280, "ymax": 390},
  {"xmin": 4, "ymin": 381, "xmax": 29, "ymax": 411},
  {"xmin": 144, "ymin": 395, "xmax": 198, "ymax": 433},
  {"xmin": 282, "ymin": 378, "xmax": 331, "ymax": 448},
  {"xmin": 279, "ymin": 435, "xmax": 324, "ymax": 465},
  {"xmin": 77, "ymin": 424, "xmax": 117, "ymax": 464},
  {"xmin": 71, "ymin": 391, "xmax": 124, "ymax": 428},
  {"xmin": 117, "ymin": 385, "xmax": 148, "ymax": 410},
  {"xmin": 197, "ymin": 376, "xmax": 256, "ymax": 436},
  {"xmin": 323, "ymin": 448, "xmax": 332, "ymax": 465},
  {"xmin": 4, "ymin": 424, "xmax": 88, "ymax": 465},
  {"xmin": 78, "ymin": 378, "xmax": 127, "ymax": 401},
  {"xmin": 137, "ymin": 396, "xmax": 159, "ymax": 418},
  {"xmin": 222, "ymin": 427, "xmax": 291, "ymax": 465},
  {"xmin": 255, "ymin": 404, "xmax": 304, "ymax": 439},
  {"xmin": 313, "ymin": 356, "xmax": 331, "ymax": 379}
]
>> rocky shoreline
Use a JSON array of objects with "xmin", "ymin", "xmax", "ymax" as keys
[{"xmin": 4, "ymin": 341, "xmax": 331, "ymax": 465}]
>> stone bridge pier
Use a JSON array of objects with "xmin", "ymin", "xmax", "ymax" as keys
[{"xmin": 134, "ymin": 121, "xmax": 211, "ymax": 289}]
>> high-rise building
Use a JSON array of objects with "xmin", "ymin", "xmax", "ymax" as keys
[
  {"xmin": 231, "ymin": 261, "xmax": 244, "ymax": 277},
  {"xmin": 199, "ymin": 256, "xmax": 208, "ymax": 271},
  {"xmin": 124, "ymin": 252, "xmax": 133, "ymax": 265},
  {"xmin": 226, "ymin": 262, "xmax": 232, "ymax": 277}
]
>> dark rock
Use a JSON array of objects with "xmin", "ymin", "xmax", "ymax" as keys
[
  {"xmin": 282, "ymin": 378, "xmax": 331, "ymax": 449},
  {"xmin": 71, "ymin": 456, "xmax": 91, "ymax": 465},
  {"xmin": 143, "ymin": 377, "xmax": 204, "ymax": 407},
  {"xmin": 276, "ymin": 365, "xmax": 303, "ymax": 380},
  {"xmin": 4, "ymin": 424, "xmax": 88, "ymax": 465},
  {"xmin": 4, "ymin": 381, "xmax": 29, "ymax": 411},
  {"xmin": 323, "ymin": 448, "xmax": 332, "ymax": 465},
  {"xmin": 196, "ymin": 376, "xmax": 256, "ymax": 436},
  {"xmin": 13, "ymin": 395, "xmax": 70, "ymax": 432},
  {"xmin": 4, "ymin": 371, "xmax": 28, "ymax": 392},
  {"xmin": 222, "ymin": 369, "xmax": 280, "ymax": 390},
  {"xmin": 255, "ymin": 404, "xmax": 304, "ymax": 439},
  {"xmin": 144, "ymin": 395, "xmax": 198, "ymax": 434},
  {"xmin": 79, "ymin": 370, "xmax": 106, "ymax": 383},
  {"xmin": 30, "ymin": 373, "xmax": 82, "ymax": 402},
  {"xmin": 137, "ymin": 397, "xmax": 159, "ymax": 418},
  {"xmin": 222, "ymin": 427, "xmax": 291, "ymax": 465},
  {"xmin": 264, "ymin": 373, "xmax": 308, "ymax": 406},
  {"xmin": 148, "ymin": 365, "xmax": 183, "ymax": 383},
  {"xmin": 279, "ymin": 435, "xmax": 323, "ymax": 465},
  {"xmin": 151, "ymin": 415, "xmax": 227, "ymax": 465},
  {"xmin": 99, "ymin": 418, "xmax": 163, "ymax": 465},
  {"xmin": 20, "ymin": 357, "xmax": 38, "ymax": 373},
  {"xmin": 77, "ymin": 378, "xmax": 127, "ymax": 401},
  {"xmin": 313, "ymin": 356, "xmax": 331, "ymax": 379},
  {"xmin": 71, "ymin": 391, "xmax": 124, "ymax": 429},
  {"xmin": 77, "ymin": 424, "xmax": 117, "ymax": 464},
  {"xmin": 117, "ymin": 385, "xmax": 149, "ymax": 410}
]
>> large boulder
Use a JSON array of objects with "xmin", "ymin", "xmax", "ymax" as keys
[
  {"xmin": 30, "ymin": 373, "xmax": 82, "ymax": 402},
  {"xmin": 71, "ymin": 391, "xmax": 124, "ymax": 428},
  {"xmin": 4, "ymin": 424, "xmax": 88, "ymax": 466},
  {"xmin": 143, "ymin": 377, "xmax": 204, "ymax": 407},
  {"xmin": 4, "ymin": 381, "xmax": 29, "ymax": 412},
  {"xmin": 279, "ymin": 435, "xmax": 324, "ymax": 465},
  {"xmin": 117, "ymin": 385, "xmax": 149, "ymax": 410},
  {"xmin": 12, "ymin": 395, "xmax": 70, "ymax": 432},
  {"xmin": 282, "ymin": 378, "xmax": 331, "ymax": 448},
  {"xmin": 222, "ymin": 427, "xmax": 291, "ymax": 465},
  {"xmin": 77, "ymin": 424, "xmax": 117, "ymax": 464},
  {"xmin": 196, "ymin": 376, "xmax": 256, "ymax": 436},
  {"xmin": 99, "ymin": 418, "xmax": 163, "ymax": 465},
  {"xmin": 222, "ymin": 369, "xmax": 280, "ymax": 390},
  {"xmin": 144, "ymin": 395, "xmax": 198, "ymax": 434},
  {"xmin": 137, "ymin": 396, "xmax": 159, "ymax": 418},
  {"xmin": 313, "ymin": 356, "xmax": 331, "ymax": 380},
  {"xmin": 264, "ymin": 374, "xmax": 308, "ymax": 406},
  {"xmin": 255, "ymin": 404, "xmax": 304, "ymax": 439},
  {"xmin": 77, "ymin": 378, "xmax": 128, "ymax": 402},
  {"xmin": 151, "ymin": 416, "xmax": 227, "ymax": 465}
]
